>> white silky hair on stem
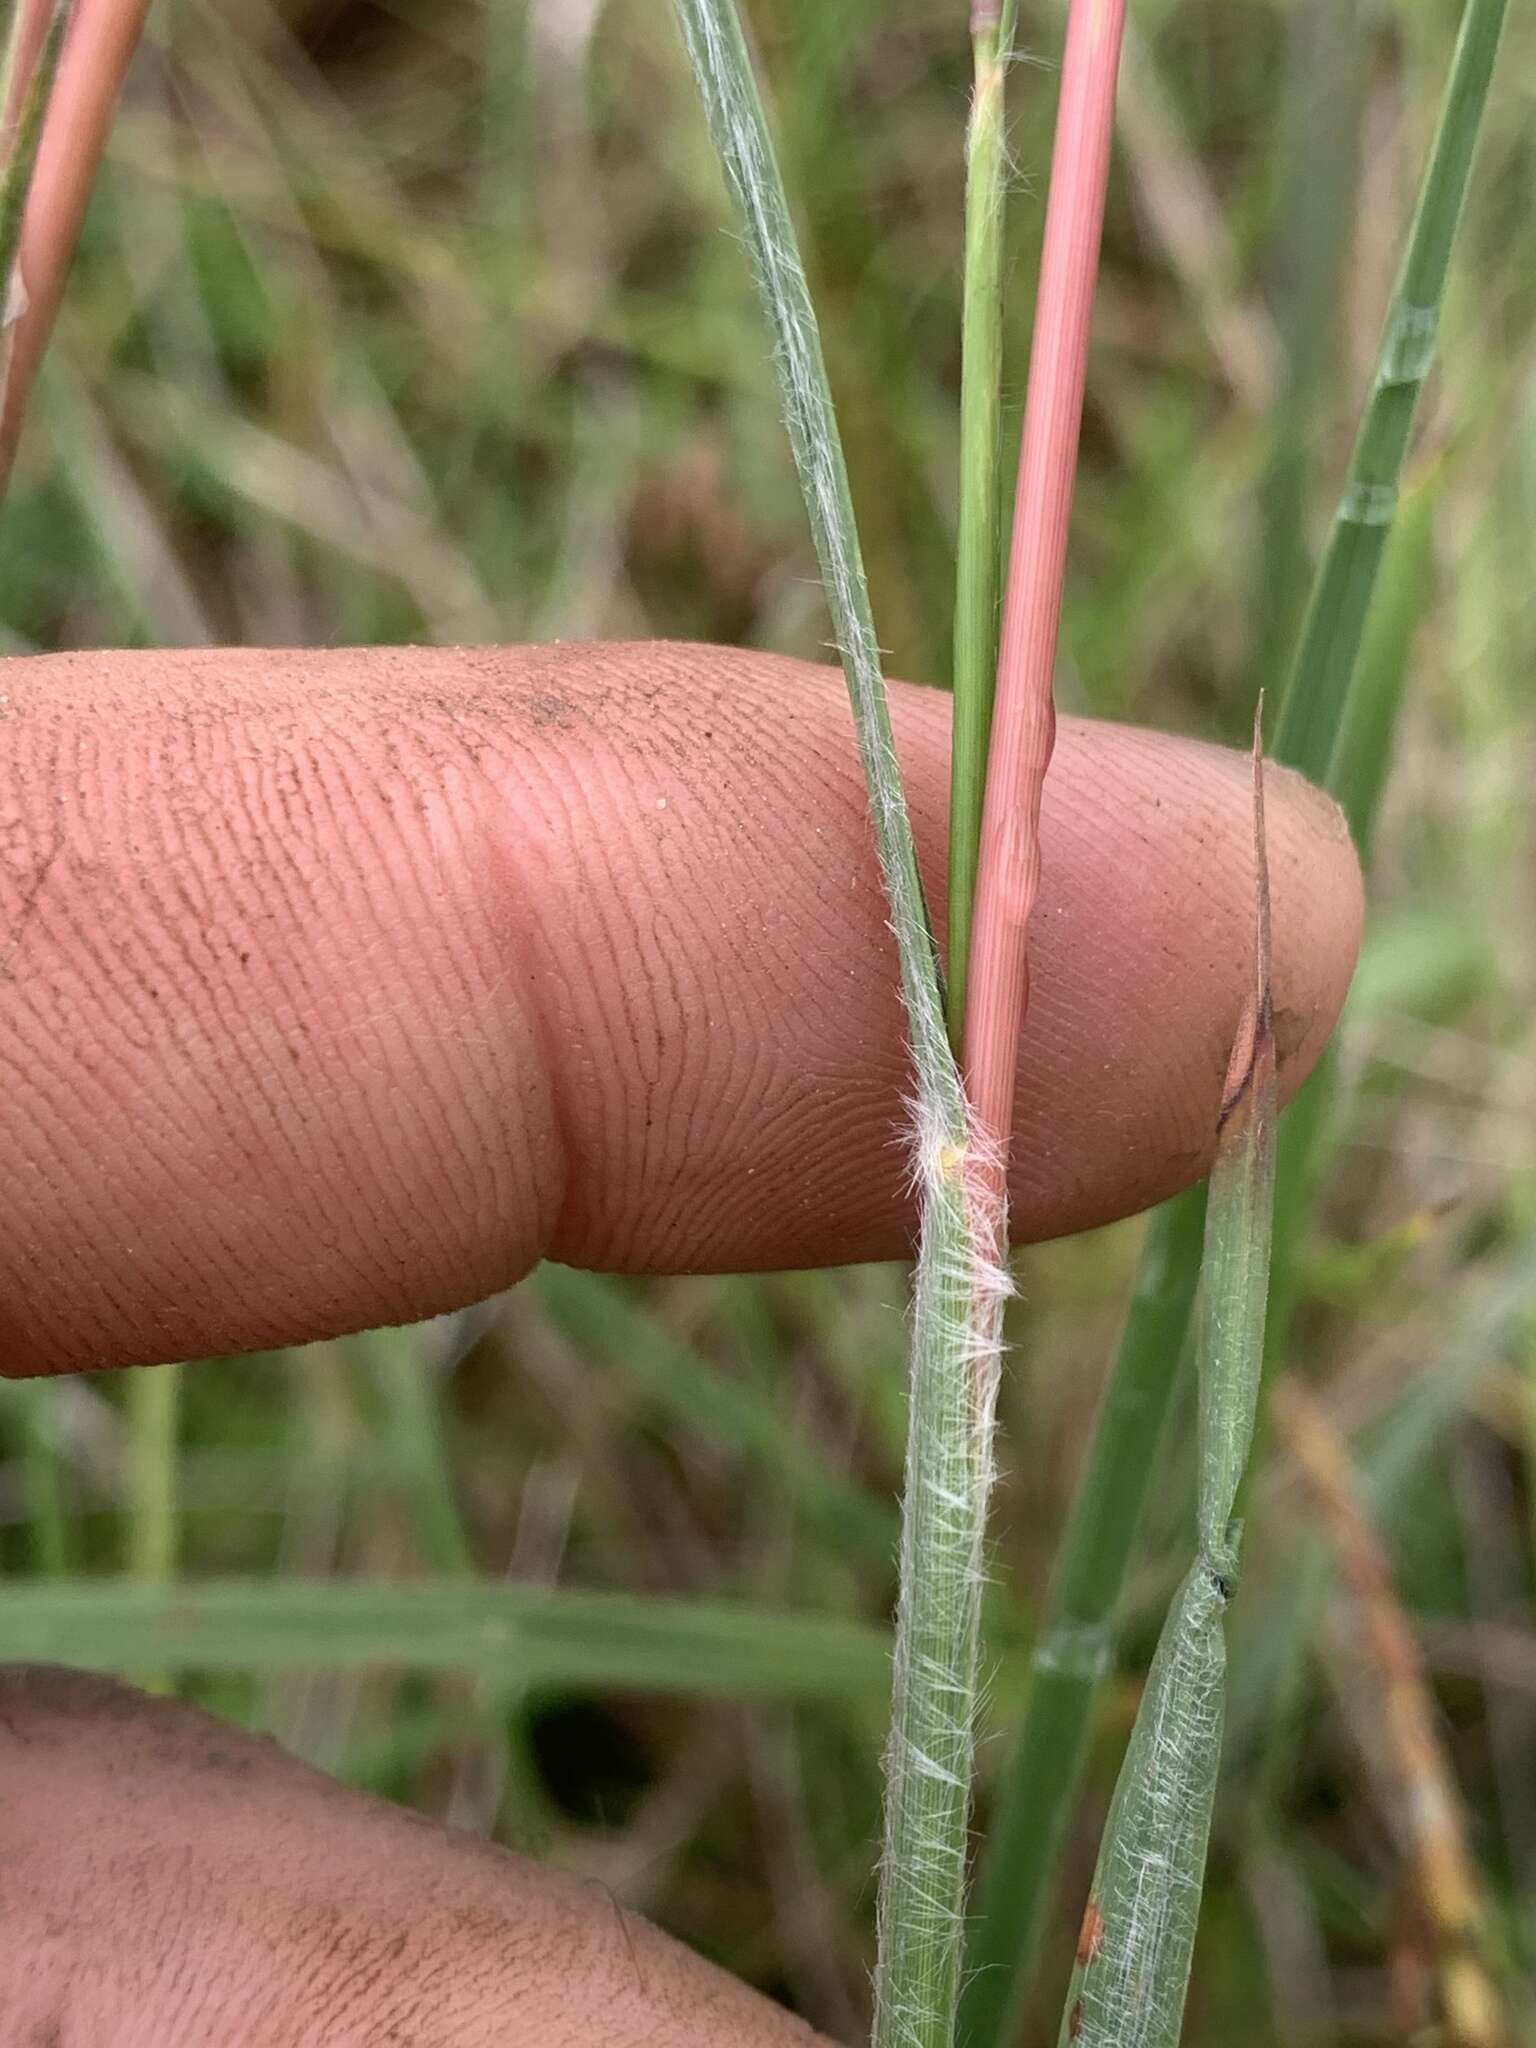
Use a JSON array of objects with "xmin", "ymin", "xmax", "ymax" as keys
[{"xmin": 668, "ymin": 4, "xmax": 1012, "ymax": 2044}]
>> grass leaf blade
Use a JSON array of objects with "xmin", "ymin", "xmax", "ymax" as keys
[
  {"xmin": 1056, "ymin": 738, "xmax": 1276, "ymax": 2048},
  {"xmin": 669, "ymin": 0, "xmax": 954, "ymax": 1101},
  {"xmin": 0, "ymin": 1579, "xmax": 897, "ymax": 1696}
]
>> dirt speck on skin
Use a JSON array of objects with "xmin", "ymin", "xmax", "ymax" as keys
[
  {"xmin": 1273, "ymin": 1002, "xmax": 1313, "ymax": 1070},
  {"xmin": 527, "ymin": 691, "xmax": 576, "ymax": 730}
]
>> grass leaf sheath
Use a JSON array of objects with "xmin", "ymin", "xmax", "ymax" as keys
[
  {"xmin": 959, "ymin": 1181, "xmax": 1208, "ymax": 2048},
  {"xmin": 1056, "ymin": 739, "xmax": 1277, "ymax": 2048},
  {"xmin": 668, "ymin": 0, "xmax": 950, "ymax": 1096}
]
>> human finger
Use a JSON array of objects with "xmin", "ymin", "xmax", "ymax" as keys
[
  {"xmin": 0, "ymin": 1663, "xmax": 834, "ymax": 2047},
  {"xmin": 0, "ymin": 641, "xmax": 1361, "ymax": 1373}
]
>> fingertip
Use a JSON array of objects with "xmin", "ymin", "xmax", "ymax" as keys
[
  {"xmin": 1260, "ymin": 755, "xmax": 1365, "ymax": 1080},
  {"xmin": 685, "ymin": 665, "xmax": 1365, "ymax": 1248},
  {"xmin": 908, "ymin": 707, "xmax": 1363, "ymax": 1238}
]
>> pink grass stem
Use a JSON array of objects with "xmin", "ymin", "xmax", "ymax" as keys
[
  {"xmin": 963, "ymin": 0, "xmax": 1127, "ymax": 1174},
  {"xmin": 0, "ymin": 0, "xmax": 152, "ymax": 487}
]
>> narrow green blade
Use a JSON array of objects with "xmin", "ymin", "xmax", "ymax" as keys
[
  {"xmin": 1055, "ymin": 742, "xmax": 1276, "ymax": 2048},
  {"xmin": 0, "ymin": 1579, "xmax": 895, "ymax": 1698}
]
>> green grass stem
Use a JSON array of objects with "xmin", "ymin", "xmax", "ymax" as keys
[
  {"xmin": 1266, "ymin": 478, "xmax": 1440, "ymax": 1356},
  {"xmin": 123, "ymin": 1362, "xmax": 181, "ymax": 1693},
  {"xmin": 1262, "ymin": 6, "xmax": 1500, "ymax": 1360},
  {"xmin": 1327, "ymin": 468, "xmax": 1439, "ymax": 849},
  {"xmin": 124, "ymin": 1364, "xmax": 180, "ymax": 1583},
  {"xmin": 1270, "ymin": 0, "xmax": 1508, "ymax": 784},
  {"xmin": 354, "ymin": 1326, "xmax": 475, "ymax": 1578},
  {"xmin": 1231, "ymin": 21, "xmax": 1495, "ymax": 1962},
  {"xmin": 1253, "ymin": 0, "xmax": 1360, "ymax": 701},
  {"xmin": 8, "ymin": 1380, "xmax": 72, "ymax": 1574},
  {"xmin": 946, "ymin": 0, "xmax": 1017, "ymax": 1053}
]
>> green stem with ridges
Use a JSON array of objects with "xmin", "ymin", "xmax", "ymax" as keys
[
  {"xmin": 1254, "ymin": 0, "xmax": 1361, "ymax": 701},
  {"xmin": 125, "ymin": 1365, "xmax": 180, "ymax": 1584},
  {"xmin": 356, "ymin": 1327, "xmax": 475, "ymax": 1578},
  {"xmin": 947, "ymin": 0, "xmax": 1017, "ymax": 1053},
  {"xmin": 124, "ymin": 1364, "xmax": 182, "ymax": 1693},
  {"xmin": 1270, "ymin": 0, "xmax": 1507, "ymax": 784},
  {"xmin": 11, "ymin": 1383, "xmax": 71, "ymax": 1574}
]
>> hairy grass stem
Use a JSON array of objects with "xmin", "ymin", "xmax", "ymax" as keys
[
  {"xmin": 947, "ymin": 0, "xmax": 1129, "ymax": 2030},
  {"xmin": 668, "ymin": 7, "xmax": 1009, "ymax": 2044},
  {"xmin": 959, "ymin": 1180, "xmax": 1207, "ymax": 2048},
  {"xmin": 1053, "ymin": 737, "xmax": 1276, "ymax": 2048}
]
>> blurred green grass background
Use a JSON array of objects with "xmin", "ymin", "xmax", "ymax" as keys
[{"xmin": 2, "ymin": 0, "xmax": 1534, "ymax": 2040}]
